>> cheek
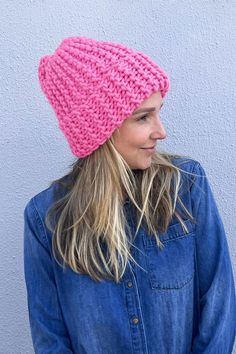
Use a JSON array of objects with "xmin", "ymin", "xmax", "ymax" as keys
[
  {"xmin": 120, "ymin": 141, "xmax": 140, "ymax": 158},
  {"xmin": 113, "ymin": 124, "xmax": 149, "ymax": 153},
  {"xmin": 130, "ymin": 130, "xmax": 149, "ymax": 147}
]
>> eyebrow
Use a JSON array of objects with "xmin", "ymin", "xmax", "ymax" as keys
[{"xmin": 133, "ymin": 102, "xmax": 164, "ymax": 115}]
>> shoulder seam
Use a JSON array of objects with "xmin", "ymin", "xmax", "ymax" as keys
[
  {"xmin": 31, "ymin": 197, "xmax": 51, "ymax": 250},
  {"xmin": 192, "ymin": 160, "xmax": 201, "ymax": 174}
]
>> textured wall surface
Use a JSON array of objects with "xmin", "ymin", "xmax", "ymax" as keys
[{"xmin": 0, "ymin": 0, "xmax": 235, "ymax": 353}]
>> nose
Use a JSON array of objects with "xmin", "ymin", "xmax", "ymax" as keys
[{"xmin": 150, "ymin": 118, "xmax": 167, "ymax": 140}]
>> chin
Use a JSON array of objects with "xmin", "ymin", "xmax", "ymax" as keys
[
  {"xmin": 140, "ymin": 165, "xmax": 151, "ymax": 170},
  {"xmin": 128, "ymin": 157, "xmax": 152, "ymax": 170},
  {"xmin": 132, "ymin": 163, "xmax": 151, "ymax": 170}
]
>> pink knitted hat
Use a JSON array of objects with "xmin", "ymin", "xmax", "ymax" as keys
[{"xmin": 38, "ymin": 36, "xmax": 170, "ymax": 157}]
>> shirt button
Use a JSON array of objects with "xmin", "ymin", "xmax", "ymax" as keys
[
  {"xmin": 132, "ymin": 317, "xmax": 139, "ymax": 325},
  {"xmin": 127, "ymin": 281, "xmax": 133, "ymax": 288}
]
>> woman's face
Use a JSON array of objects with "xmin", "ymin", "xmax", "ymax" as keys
[{"xmin": 112, "ymin": 90, "xmax": 167, "ymax": 170}]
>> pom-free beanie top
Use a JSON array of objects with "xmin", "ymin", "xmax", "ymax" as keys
[{"xmin": 38, "ymin": 36, "xmax": 170, "ymax": 157}]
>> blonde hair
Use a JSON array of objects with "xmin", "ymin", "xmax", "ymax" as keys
[{"xmin": 45, "ymin": 138, "xmax": 197, "ymax": 283}]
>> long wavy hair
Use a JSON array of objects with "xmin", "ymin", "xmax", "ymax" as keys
[{"xmin": 45, "ymin": 136, "xmax": 197, "ymax": 283}]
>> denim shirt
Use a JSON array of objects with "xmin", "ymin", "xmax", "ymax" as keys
[{"xmin": 23, "ymin": 158, "xmax": 236, "ymax": 354}]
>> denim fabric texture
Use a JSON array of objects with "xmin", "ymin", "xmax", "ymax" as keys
[{"xmin": 23, "ymin": 157, "xmax": 236, "ymax": 354}]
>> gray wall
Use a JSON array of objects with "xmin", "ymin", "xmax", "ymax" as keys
[{"xmin": 1, "ymin": 1, "xmax": 235, "ymax": 353}]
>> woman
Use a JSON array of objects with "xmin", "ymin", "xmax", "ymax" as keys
[{"xmin": 24, "ymin": 36, "xmax": 236, "ymax": 353}]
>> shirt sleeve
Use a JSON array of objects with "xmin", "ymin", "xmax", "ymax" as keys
[
  {"xmin": 190, "ymin": 162, "xmax": 236, "ymax": 354},
  {"xmin": 23, "ymin": 198, "xmax": 74, "ymax": 354}
]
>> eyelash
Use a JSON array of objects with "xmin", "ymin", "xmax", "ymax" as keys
[
  {"xmin": 138, "ymin": 107, "xmax": 163, "ymax": 122},
  {"xmin": 138, "ymin": 115, "xmax": 149, "ymax": 121}
]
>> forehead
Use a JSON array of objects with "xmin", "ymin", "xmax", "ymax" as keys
[
  {"xmin": 133, "ymin": 91, "xmax": 162, "ymax": 113},
  {"xmin": 132, "ymin": 90, "xmax": 162, "ymax": 114},
  {"xmin": 113, "ymin": 90, "xmax": 163, "ymax": 133}
]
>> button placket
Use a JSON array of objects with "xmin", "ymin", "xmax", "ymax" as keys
[
  {"xmin": 122, "ymin": 263, "xmax": 148, "ymax": 353},
  {"xmin": 132, "ymin": 317, "xmax": 139, "ymax": 325},
  {"xmin": 127, "ymin": 281, "xmax": 133, "ymax": 288},
  {"xmin": 122, "ymin": 204, "xmax": 148, "ymax": 353}
]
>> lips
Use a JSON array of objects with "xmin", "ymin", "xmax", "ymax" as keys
[
  {"xmin": 141, "ymin": 145, "xmax": 155, "ymax": 149},
  {"xmin": 141, "ymin": 147, "xmax": 155, "ymax": 153}
]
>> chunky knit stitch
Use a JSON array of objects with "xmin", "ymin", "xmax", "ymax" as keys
[{"xmin": 38, "ymin": 36, "xmax": 170, "ymax": 157}]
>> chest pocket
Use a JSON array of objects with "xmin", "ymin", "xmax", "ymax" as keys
[{"xmin": 142, "ymin": 219, "xmax": 195, "ymax": 290}]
